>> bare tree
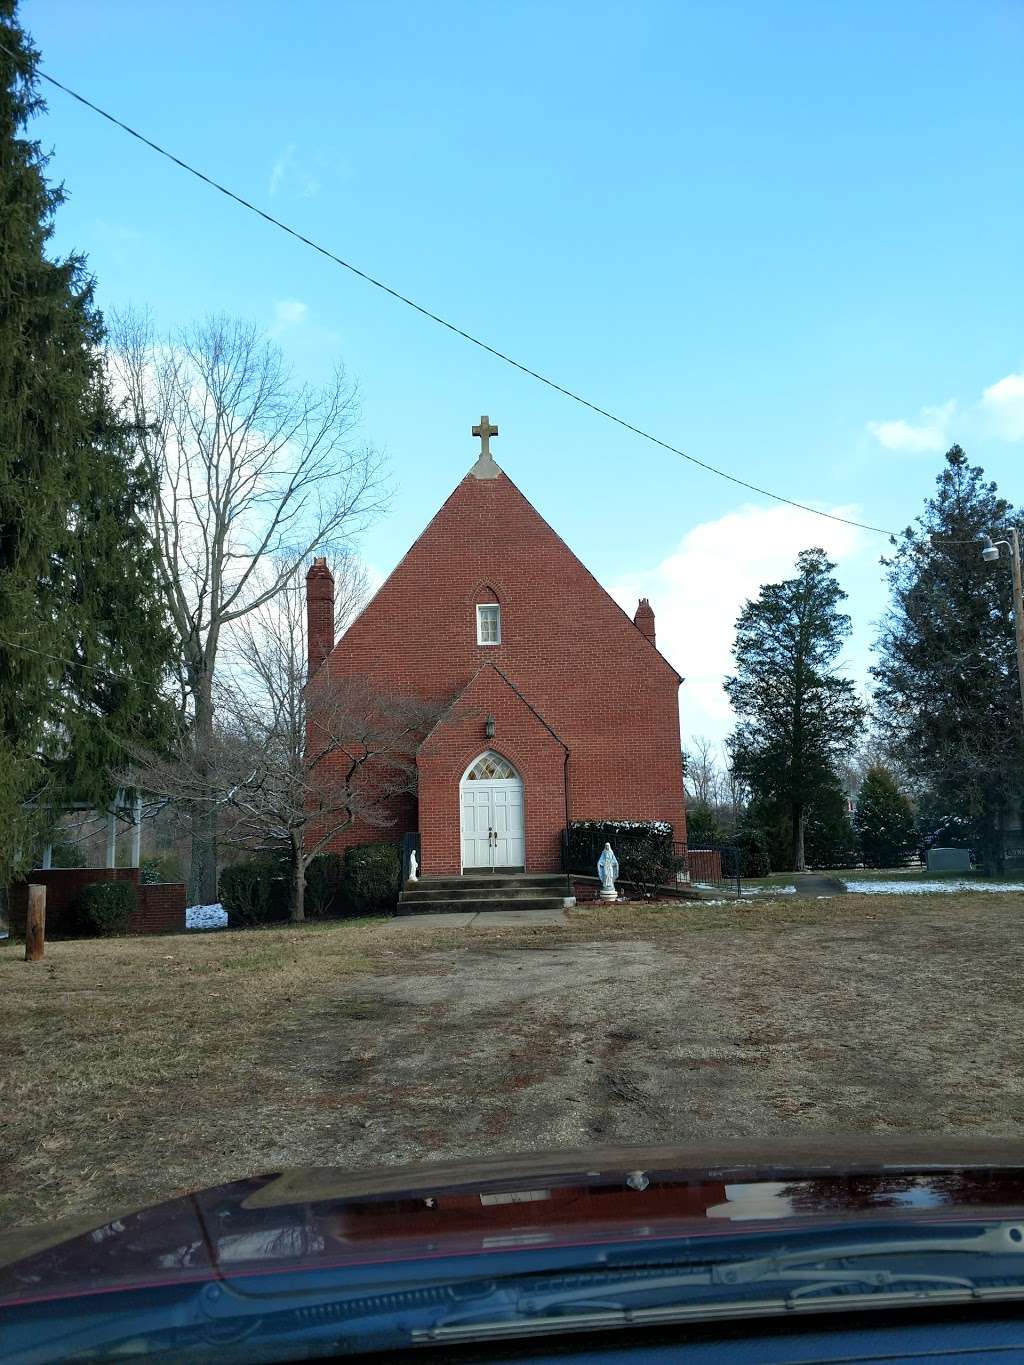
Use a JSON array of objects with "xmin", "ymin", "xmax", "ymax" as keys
[
  {"xmin": 109, "ymin": 312, "xmax": 386, "ymax": 902},
  {"xmin": 218, "ymin": 561, "xmax": 437, "ymax": 921},
  {"xmin": 682, "ymin": 734, "xmax": 723, "ymax": 808}
]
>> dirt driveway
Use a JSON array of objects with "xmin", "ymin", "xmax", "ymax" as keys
[{"xmin": 3, "ymin": 895, "xmax": 1023, "ymax": 1230}]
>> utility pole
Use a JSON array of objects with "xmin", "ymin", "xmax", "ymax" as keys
[{"xmin": 983, "ymin": 529, "xmax": 1024, "ymax": 727}]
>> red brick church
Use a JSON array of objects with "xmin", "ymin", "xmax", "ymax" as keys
[{"xmin": 305, "ymin": 419, "xmax": 686, "ymax": 879}]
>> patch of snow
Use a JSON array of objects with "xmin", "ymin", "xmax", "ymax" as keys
[
  {"xmin": 741, "ymin": 886, "xmax": 796, "ymax": 896},
  {"xmin": 186, "ymin": 902, "xmax": 228, "ymax": 930},
  {"xmin": 844, "ymin": 879, "xmax": 1024, "ymax": 896}
]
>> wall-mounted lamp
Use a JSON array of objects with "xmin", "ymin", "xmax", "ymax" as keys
[{"xmin": 484, "ymin": 716, "xmax": 495, "ymax": 739}]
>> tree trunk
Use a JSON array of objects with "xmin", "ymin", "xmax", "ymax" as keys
[
  {"xmin": 291, "ymin": 849, "xmax": 306, "ymax": 923},
  {"xmin": 791, "ymin": 803, "xmax": 806, "ymax": 872},
  {"xmin": 188, "ymin": 673, "xmax": 219, "ymax": 905},
  {"xmin": 978, "ymin": 800, "xmax": 997, "ymax": 879}
]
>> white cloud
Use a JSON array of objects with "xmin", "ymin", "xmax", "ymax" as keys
[
  {"xmin": 866, "ymin": 400, "xmax": 955, "ymax": 453},
  {"xmin": 609, "ymin": 503, "xmax": 865, "ymax": 748},
  {"xmin": 981, "ymin": 372, "xmax": 1024, "ymax": 441},
  {"xmin": 273, "ymin": 298, "xmax": 309, "ymax": 328},
  {"xmin": 269, "ymin": 144, "xmax": 296, "ymax": 196}
]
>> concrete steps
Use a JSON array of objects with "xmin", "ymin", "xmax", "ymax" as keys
[{"xmin": 398, "ymin": 872, "xmax": 571, "ymax": 916}]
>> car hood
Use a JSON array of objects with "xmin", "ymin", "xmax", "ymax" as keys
[{"xmin": 3, "ymin": 1137, "xmax": 1024, "ymax": 1308}]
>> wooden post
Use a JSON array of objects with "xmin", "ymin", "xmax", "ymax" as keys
[{"xmin": 25, "ymin": 883, "xmax": 45, "ymax": 962}]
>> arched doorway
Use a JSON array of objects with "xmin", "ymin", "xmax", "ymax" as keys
[{"xmin": 460, "ymin": 751, "xmax": 525, "ymax": 871}]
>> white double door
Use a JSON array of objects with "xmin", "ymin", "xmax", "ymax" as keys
[{"xmin": 461, "ymin": 778, "xmax": 525, "ymax": 870}]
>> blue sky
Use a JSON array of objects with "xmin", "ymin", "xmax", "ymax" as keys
[{"xmin": 26, "ymin": 0, "xmax": 1024, "ymax": 750}]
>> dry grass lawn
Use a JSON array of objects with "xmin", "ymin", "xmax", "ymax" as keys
[{"xmin": 3, "ymin": 893, "xmax": 1024, "ymax": 1232}]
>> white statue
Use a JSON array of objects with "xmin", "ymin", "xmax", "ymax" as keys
[
  {"xmin": 408, "ymin": 850, "xmax": 418, "ymax": 882},
  {"xmin": 597, "ymin": 842, "xmax": 619, "ymax": 901}
]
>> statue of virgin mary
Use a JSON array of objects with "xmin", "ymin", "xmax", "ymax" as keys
[{"xmin": 597, "ymin": 842, "xmax": 619, "ymax": 899}]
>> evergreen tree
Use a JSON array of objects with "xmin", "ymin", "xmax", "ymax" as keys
[
  {"xmin": 685, "ymin": 800, "xmax": 725, "ymax": 846},
  {"xmin": 747, "ymin": 776, "xmax": 856, "ymax": 871},
  {"xmin": 854, "ymin": 764, "xmax": 917, "ymax": 868},
  {"xmin": 0, "ymin": 2, "xmax": 173, "ymax": 879},
  {"xmin": 872, "ymin": 446, "xmax": 1023, "ymax": 874},
  {"xmin": 744, "ymin": 793, "xmax": 792, "ymax": 872},
  {"xmin": 726, "ymin": 548, "xmax": 864, "ymax": 870},
  {"xmin": 803, "ymin": 777, "xmax": 857, "ymax": 869}
]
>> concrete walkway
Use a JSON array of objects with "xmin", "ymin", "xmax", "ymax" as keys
[{"xmin": 391, "ymin": 908, "xmax": 568, "ymax": 929}]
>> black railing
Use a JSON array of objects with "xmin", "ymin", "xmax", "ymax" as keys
[
  {"xmin": 562, "ymin": 828, "xmax": 743, "ymax": 899},
  {"xmin": 680, "ymin": 842, "xmax": 744, "ymax": 897}
]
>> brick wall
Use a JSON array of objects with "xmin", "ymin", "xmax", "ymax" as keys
[
  {"xmin": 571, "ymin": 876, "xmax": 689, "ymax": 902},
  {"xmin": 417, "ymin": 664, "xmax": 568, "ymax": 874},
  {"xmin": 135, "ymin": 883, "xmax": 186, "ymax": 934},
  {"xmin": 8, "ymin": 868, "xmax": 185, "ymax": 937},
  {"xmin": 309, "ymin": 468, "xmax": 687, "ymax": 875},
  {"xmin": 688, "ymin": 849, "xmax": 724, "ymax": 885}
]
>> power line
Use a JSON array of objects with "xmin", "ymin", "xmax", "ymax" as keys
[
  {"xmin": 0, "ymin": 633, "xmax": 160, "ymax": 685},
  {"xmin": 18, "ymin": 53, "xmax": 897, "ymax": 538}
]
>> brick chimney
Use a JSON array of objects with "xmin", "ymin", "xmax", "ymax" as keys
[
  {"xmin": 633, "ymin": 597, "xmax": 656, "ymax": 645},
  {"xmin": 306, "ymin": 558, "xmax": 335, "ymax": 676}
]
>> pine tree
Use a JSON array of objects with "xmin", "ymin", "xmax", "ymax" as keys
[
  {"xmin": 685, "ymin": 800, "xmax": 725, "ymax": 846},
  {"xmin": 804, "ymin": 778, "xmax": 857, "ymax": 869},
  {"xmin": 872, "ymin": 446, "xmax": 1023, "ymax": 874},
  {"xmin": 747, "ymin": 774, "xmax": 856, "ymax": 871},
  {"xmin": 0, "ymin": 2, "xmax": 173, "ymax": 878},
  {"xmin": 726, "ymin": 548, "xmax": 864, "ymax": 870},
  {"xmin": 854, "ymin": 764, "xmax": 917, "ymax": 868}
]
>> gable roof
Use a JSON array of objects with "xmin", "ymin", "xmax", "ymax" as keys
[
  {"xmin": 417, "ymin": 660, "xmax": 570, "ymax": 756},
  {"xmin": 332, "ymin": 465, "xmax": 683, "ymax": 686}
]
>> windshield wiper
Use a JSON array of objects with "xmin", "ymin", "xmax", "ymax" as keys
[
  {"xmin": 520, "ymin": 1220, "xmax": 1024, "ymax": 1308},
  {"xmin": 414, "ymin": 1221, "xmax": 1024, "ymax": 1344}
]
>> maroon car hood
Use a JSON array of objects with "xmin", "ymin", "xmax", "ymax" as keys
[{"xmin": 3, "ymin": 1138, "xmax": 1024, "ymax": 1309}]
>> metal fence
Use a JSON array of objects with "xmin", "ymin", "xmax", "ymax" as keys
[
  {"xmin": 562, "ymin": 829, "xmax": 744, "ymax": 898},
  {"xmin": 677, "ymin": 842, "xmax": 744, "ymax": 897}
]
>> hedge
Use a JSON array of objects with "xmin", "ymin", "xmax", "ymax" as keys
[
  {"xmin": 342, "ymin": 843, "xmax": 402, "ymax": 914},
  {"xmin": 219, "ymin": 860, "xmax": 290, "ymax": 926},
  {"xmin": 72, "ymin": 881, "xmax": 137, "ymax": 937},
  {"xmin": 566, "ymin": 820, "xmax": 676, "ymax": 896},
  {"xmin": 305, "ymin": 853, "xmax": 345, "ymax": 918}
]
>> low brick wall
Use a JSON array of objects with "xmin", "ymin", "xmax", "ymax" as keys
[
  {"xmin": 571, "ymin": 875, "xmax": 689, "ymax": 902},
  {"xmin": 8, "ymin": 868, "xmax": 186, "ymax": 937},
  {"xmin": 135, "ymin": 883, "xmax": 187, "ymax": 934},
  {"xmin": 688, "ymin": 849, "xmax": 724, "ymax": 885}
]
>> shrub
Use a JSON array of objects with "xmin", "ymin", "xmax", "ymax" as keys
[
  {"xmin": 73, "ymin": 880, "xmax": 137, "ymax": 937},
  {"xmin": 567, "ymin": 820, "xmax": 674, "ymax": 885},
  {"xmin": 219, "ymin": 860, "xmax": 289, "ymax": 926},
  {"xmin": 305, "ymin": 853, "xmax": 345, "ymax": 919},
  {"xmin": 617, "ymin": 832, "xmax": 675, "ymax": 898},
  {"xmin": 139, "ymin": 853, "xmax": 182, "ymax": 885},
  {"xmin": 732, "ymin": 828, "xmax": 771, "ymax": 879},
  {"xmin": 342, "ymin": 843, "xmax": 402, "ymax": 915}
]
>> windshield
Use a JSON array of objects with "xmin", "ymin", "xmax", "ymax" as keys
[{"xmin": 2, "ymin": 1, "xmax": 1024, "ymax": 1361}]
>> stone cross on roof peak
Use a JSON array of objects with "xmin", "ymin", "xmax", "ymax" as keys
[{"xmin": 469, "ymin": 415, "xmax": 500, "ymax": 479}]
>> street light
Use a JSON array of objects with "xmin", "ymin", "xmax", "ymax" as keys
[{"xmin": 981, "ymin": 530, "xmax": 1024, "ymax": 725}]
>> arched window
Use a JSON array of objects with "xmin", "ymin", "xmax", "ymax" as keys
[
  {"xmin": 476, "ymin": 602, "xmax": 501, "ymax": 644},
  {"xmin": 465, "ymin": 752, "xmax": 517, "ymax": 781}
]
